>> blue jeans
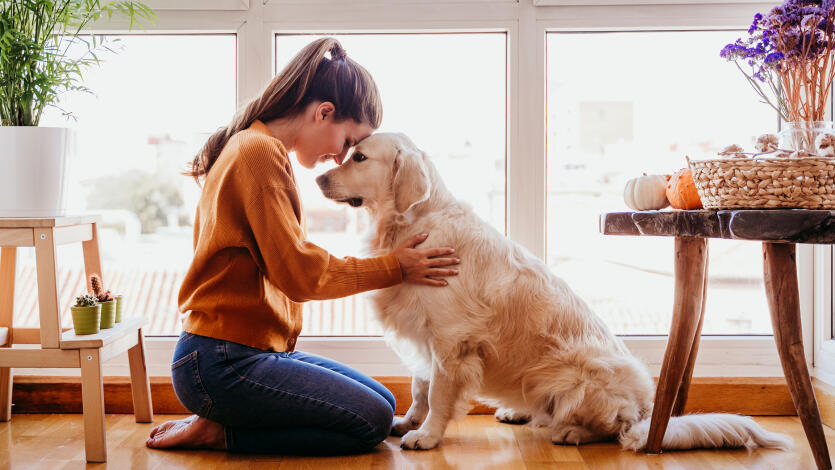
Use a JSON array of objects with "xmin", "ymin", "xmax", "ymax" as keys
[{"xmin": 170, "ymin": 331, "xmax": 396, "ymax": 455}]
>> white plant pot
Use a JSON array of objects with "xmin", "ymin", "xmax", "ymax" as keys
[{"xmin": 0, "ymin": 127, "xmax": 73, "ymax": 218}]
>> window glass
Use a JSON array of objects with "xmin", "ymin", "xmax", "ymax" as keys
[
  {"xmin": 276, "ymin": 33, "xmax": 507, "ymax": 335},
  {"xmin": 13, "ymin": 35, "xmax": 237, "ymax": 336},
  {"xmin": 547, "ymin": 31, "xmax": 775, "ymax": 335}
]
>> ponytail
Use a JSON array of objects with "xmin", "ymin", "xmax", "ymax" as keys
[{"xmin": 187, "ymin": 37, "xmax": 382, "ymax": 183}]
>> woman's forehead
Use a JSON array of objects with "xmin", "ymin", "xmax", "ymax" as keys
[{"xmin": 349, "ymin": 121, "xmax": 375, "ymax": 141}]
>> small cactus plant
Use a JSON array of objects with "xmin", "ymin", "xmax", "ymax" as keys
[
  {"xmin": 89, "ymin": 274, "xmax": 114, "ymax": 302},
  {"xmin": 71, "ymin": 293, "xmax": 101, "ymax": 335},
  {"xmin": 74, "ymin": 293, "xmax": 98, "ymax": 308}
]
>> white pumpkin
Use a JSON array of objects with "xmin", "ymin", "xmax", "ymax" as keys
[{"xmin": 623, "ymin": 174, "xmax": 669, "ymax": 211}]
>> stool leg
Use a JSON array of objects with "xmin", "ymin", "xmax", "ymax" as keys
[
  {"xmin": 672, "ymin": 242, "xmax": 709, "ymax": 417},
  {"xmin": 763, "ymin": 242, "xmax": 831, "ymax": 470},
  {"xmin": 0, "ymin": 247, "xmax": 16, "ymax": 421},
  {"xmin": 0, "ymin": 370, "xmax": 10, "ymax": 423},
  {"xmin": 645, "ymin": 237, "xmax": 708, "ymax": 453},
  {"xmin": 81, "ymin": 222, "xmax": 103, "ymax": 291},
  {"xmin": 80, "ymin": 348, "xmax": 106, "ymax": 462},
  {"xmin": 128, "ymin": 328, "xmax": 153, "ymax": 423},
  {"xmin": 34, "ymin": 229, "xmax": 61, "ymax": 349}
]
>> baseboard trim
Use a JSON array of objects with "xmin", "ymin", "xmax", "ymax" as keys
[
  {"xmin": 814, "ymin": 378, "xmax": 835, "ymax": 429},
  {"xmin": 8, "ymin": 376, "xmax": 799, "ymax": 416}
]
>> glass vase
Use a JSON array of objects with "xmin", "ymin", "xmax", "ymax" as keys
[{"xmin": 778, "ymin": 121, "xmax": 835, "ymax": 153}]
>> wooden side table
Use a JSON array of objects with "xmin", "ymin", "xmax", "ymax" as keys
[
  {"xmin": 0, "ymin": 216, "xmax": 153, "ymax": 462},
  {"xmin": 601, "ymin": 209, "xmax": 832, "ymax": 470}
]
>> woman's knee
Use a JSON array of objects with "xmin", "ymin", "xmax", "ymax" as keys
[
  {"xmin": 356, "ymin": 397, "xmax": 394, "ymax": 449},
  {"xmin": 379, "ymin": 387, "xmax": 396, "ymax": 414}
]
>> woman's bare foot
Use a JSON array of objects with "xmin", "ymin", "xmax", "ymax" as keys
[{"xmin": 146, "ymin": 415, "xmax": 226, "ymax": 450}]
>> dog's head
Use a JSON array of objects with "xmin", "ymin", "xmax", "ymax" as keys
[{"xmin": 315, "ymin": 132, "xmax": 431, "ymax": 214}]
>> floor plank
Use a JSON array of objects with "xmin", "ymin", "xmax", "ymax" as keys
[{"xmin": 0, "ymin": 414, "xmax": 832, "ymax": 469}]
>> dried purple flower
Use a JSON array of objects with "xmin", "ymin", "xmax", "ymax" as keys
[{"xmin": 721, "ymin": 0, "xmax": 835, "ymax": 122}]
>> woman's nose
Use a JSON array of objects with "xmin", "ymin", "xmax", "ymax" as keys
[{"xmin": 334, "ymin": 148, "xmax": 349, "ymax": 165}]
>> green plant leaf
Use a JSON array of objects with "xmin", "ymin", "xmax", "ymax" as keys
[{"xmin": 0, "ymin": 0, "xmax": 155, "ymax": 126}]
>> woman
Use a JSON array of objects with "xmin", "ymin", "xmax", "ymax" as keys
[{"xmin": 145, "ymin": 38, "xmax": 459, "ymax": 455}]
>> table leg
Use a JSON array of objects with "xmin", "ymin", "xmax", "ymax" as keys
[
  {"xmin": 645, "ymin": 237, "xmax": 708, "ymax": 454},
  {"xmin": 763, "ymin": 242, "xmax": 831, "ymax": 470},
  {"xmin": 672, "ymin": 242, "xmax": 709, "ymax": 417}
]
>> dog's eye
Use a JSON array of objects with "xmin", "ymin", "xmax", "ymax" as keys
[{"xmin": 352, "ymin": 152, "xmax": 367, "ymax": 162}]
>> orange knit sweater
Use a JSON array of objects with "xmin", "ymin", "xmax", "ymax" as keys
[{"xmin": 178, "ymin": 120, "xmax": 402, "ymax": 351}]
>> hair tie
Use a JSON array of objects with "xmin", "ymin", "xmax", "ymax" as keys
[{"xmin": 330, "ymin": 46, "xmax": 347, "ymax": 61}]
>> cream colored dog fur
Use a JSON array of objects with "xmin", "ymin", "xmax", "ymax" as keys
[{"xmin": 315, "ymin": 133, "xmax": 792, "ymax": 452}]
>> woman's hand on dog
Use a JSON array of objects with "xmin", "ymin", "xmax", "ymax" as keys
[{"xmin": 394, "ymin": 233, "xmax": 459, "ymax": 286}]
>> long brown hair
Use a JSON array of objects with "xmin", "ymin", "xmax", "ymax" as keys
[{"xmin": 187, "ymin": 37, "xmax": 382, "ymax": 182}]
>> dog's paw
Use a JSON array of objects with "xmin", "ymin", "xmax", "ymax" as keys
[
  {"xmin": 551, "ymin": 424, "xmax": 605, "ymax": 445},
  {"xmin": 494, "ymin": 407, "xmax": 531, "ymax": 425},
  {"xmin": 551, "ymin": 425, "xmax": 585, "ymax": 445},
  {"xmin": 400, "ymin": 429, "xmax": 441, "ymax": 450},
  {"xmin": 391, "ymin": 416, "xmax": 421, "ymax": 436}
]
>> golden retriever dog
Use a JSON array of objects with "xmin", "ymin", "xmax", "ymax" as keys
[{"xmin": 315, "ymin": 133, "xmax": 791, "ymax": 452}]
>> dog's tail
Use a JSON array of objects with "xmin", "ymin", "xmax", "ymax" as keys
[{"xmin": 617, "ymin": 413, "xmax": 793, "ymax": 451}]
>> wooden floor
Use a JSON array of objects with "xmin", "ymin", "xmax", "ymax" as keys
[{"xmin": 1, "ymin": 414, "xmax": 833, "ymax": 469}]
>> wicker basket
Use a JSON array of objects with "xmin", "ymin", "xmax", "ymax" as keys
[{"xmin": 688, "ymin": 155, "xmax": 835, "ymax": 209}]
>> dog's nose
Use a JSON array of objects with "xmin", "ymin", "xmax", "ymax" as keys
[{"xmin": 315, "ymin": 174, "xmax": 329, "ymax": 189}]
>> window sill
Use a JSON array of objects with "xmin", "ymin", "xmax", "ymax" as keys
[{"xmin": 10, "ymin": 334, "xmax": 785, "ymax": 378}]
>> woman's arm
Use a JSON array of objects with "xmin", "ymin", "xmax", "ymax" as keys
[{"xmin": 244, "ymin": 183, "xmax": 457, "ymax": 302}]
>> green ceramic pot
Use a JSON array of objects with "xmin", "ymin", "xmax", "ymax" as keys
[
  {"xmin": 99, "ymin": 300, "xmax": 116, "ymax": 329},
  {"xmin": 71, "ymin": 305, "xmax": 101, "ymax": 335},
  {"xmin": 114, "ymin": 294, "xmax": 124, "ymax": 323}
]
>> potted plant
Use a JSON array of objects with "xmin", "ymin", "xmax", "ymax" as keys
[
  {"xmin": 70, "ymin": 293, "xmax": 100, "ymax": 335},
  {"xmin": 89, "ymin": 273, "xmax": 115, "ymax": 329},
  {"xmin": 720, "ymin": 1, "xmax": 835, "ymax": 152},
  {"xmin": 113, "ymin": 293, "xmax": 124, "ymax": 323},
  {"xmin": 0, "ymin": 1, "xmax": 153, "ymax": 217}
]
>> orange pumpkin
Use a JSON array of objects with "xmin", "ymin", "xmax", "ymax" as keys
[{"xmin": 666, "ymin": 168, "xmax": 703, "ymax": 210}]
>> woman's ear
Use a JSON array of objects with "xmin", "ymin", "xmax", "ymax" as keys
[
  {"xmin": 316, "ymin": 101, "xmax": 336, "ymax": 121},
  {"xmin": 392, "ymin": 145, "xmax": 431, "ymax": 214}
]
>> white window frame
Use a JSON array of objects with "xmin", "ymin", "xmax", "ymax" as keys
[
  {"xmin": 812, "ymin": 91, "xmax": 835, "ymax": 385},
  {"xmin": 814, "ymin": 246, "xmax": 835, "ymax": 384},
  {"xmin": 18, "ymin": 0, "xmax": 831, "ymax": 382}
]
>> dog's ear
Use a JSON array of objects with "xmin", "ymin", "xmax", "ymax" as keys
[{"xmin": 392, "ymin": 144, "xmax": 431, "ymax": 214}]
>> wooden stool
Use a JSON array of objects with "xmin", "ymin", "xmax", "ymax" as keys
[
  {"xmin": 0, "ymin": 216, "xmax": 153, "ymax": 462},
  {"xmin": 601, "ymin": 209, "xmax": 832, "ymax": 470}
]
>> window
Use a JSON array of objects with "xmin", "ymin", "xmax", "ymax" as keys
[
  {"xmin": 546, "ymin": 31, "xmax": 776, "ymax": 335},
  {"xmin": 276, "ymin": 33, "xmax": 507, "ymax": 335},
  {"xmin": 17, "ymin": 1, "xmax": 826, "ymax": 381},
  {"xmin": 15, "ymin": 35, "xmax": 237, "ymax": 336}
]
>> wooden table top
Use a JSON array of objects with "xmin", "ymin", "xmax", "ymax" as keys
[{"xmin": 600, "ymin": 209, "xmax": 835, "ymax": 243}]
